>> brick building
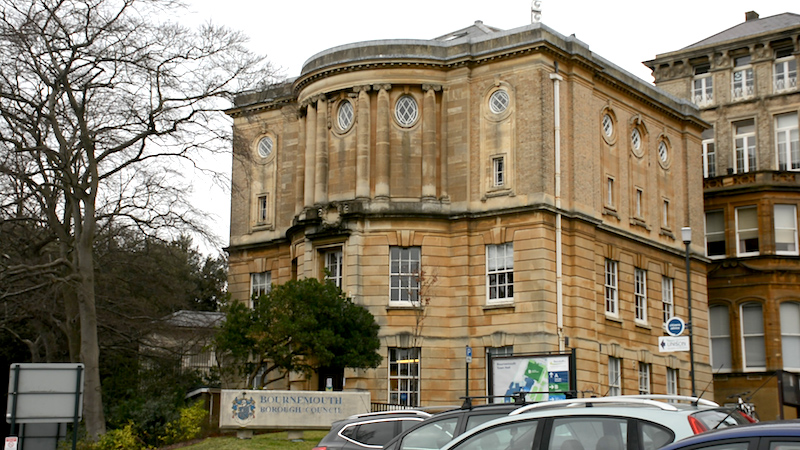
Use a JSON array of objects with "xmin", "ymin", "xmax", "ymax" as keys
[
  {"xmin": 646, "ymin": 11, "xmax": 800, "ymax": 420},
  {"xmin": 225, "ymin": 21, "xmax": 709, "ymax": 406}
]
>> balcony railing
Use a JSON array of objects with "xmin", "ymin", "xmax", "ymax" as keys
[
  {"xmin": 704, "ymin": 170, "xmax": 800, "ymax": 191},
  {"xmin": 774, "ymin": 75, "xmax": 798, "ymax": 92}
]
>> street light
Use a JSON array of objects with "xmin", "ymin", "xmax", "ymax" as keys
[{"xmin": 681, "ymin": 226, "xmax": 697, "ymax": 397}]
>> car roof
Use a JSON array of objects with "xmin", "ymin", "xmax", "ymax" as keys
[
  {"xmin": 440, "ymin": 396, "xmax": 727, "ymax": 450},
  {"xmin": 329, "ymin": 410, "xmax": 431, "ymax": 429},
  {"xmin": 510, "ymin": 396, "xmax": 719, "ymax": 414},
  {"xmin": 660, "ymin": 420, "xmax": 800, "ymax": 450}
]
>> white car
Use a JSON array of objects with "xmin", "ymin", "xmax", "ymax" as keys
[{"xmin": 437, "ymin": 396, "xmax": 755, "ymax": 450}]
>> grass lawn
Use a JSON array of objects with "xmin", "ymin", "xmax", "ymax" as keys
[{"xmin": 177, "ymin": 430, "xmax": 328, "ymax": 450}]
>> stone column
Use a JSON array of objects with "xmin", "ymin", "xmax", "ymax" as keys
[
  {"xmin": 304, "ymin": 100, "xmax": 316, "ymax": 207},
  {"xmin": 440, "ymin": 87, "xmax": 449, "ymax": 202},
  {"xmin": 314, "ymin": 95, "xmax": 328, "ymax": 205},
  {"xmin": 422, "ymin": 84, "xmax": 441, "ymax": 200},
  {"xmin": 295, "ymin": 107, "xmax": 306, "ymax": 215},
  {"xmin": 374, "ymin": 84, "xmax": 391, "ymax": 200},
  {"xmin": 355, "ymin": 86, "xmax": 371, "ymax": 199}
]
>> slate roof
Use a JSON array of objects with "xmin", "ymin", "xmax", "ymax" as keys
[
  {"xmin": 163, "ymin": 310, "xmax": 225, "ymax": 328},
  {"xmin": 433, "ymin": 20, "xmax": 503, "ymax": 41},
  {"xmin": 682, "ymin": 12, "xmax": 800, "ymax": 50}
]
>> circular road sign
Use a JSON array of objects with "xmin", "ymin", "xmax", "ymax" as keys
[{"xmin": 666, "ymin": 317, "xmax": 686, "ymax": 336}]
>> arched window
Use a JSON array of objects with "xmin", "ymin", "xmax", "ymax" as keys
[
  {"xmin": 741, "ymin": 303, "xmax": 765, "ymax": 370},
  {"xmin": 709, "ymin": 305, "xmax": 732, "ymax": 372},
  {"xmin": 780, "ymin": 302, "xmax": 800, "ymax": 369}
]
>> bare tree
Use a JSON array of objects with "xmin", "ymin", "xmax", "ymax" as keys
[{"xmin": 0, "ymin": 0, "xmax": 273, "ymax": 438}]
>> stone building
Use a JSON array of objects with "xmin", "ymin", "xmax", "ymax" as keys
[
  {"xmin": 225, "ymin": 20, "xmax": 709, "ymax": 406},
  {"xmin": 646, "ymin": 11, "xmax": 800, "ymax": 420}
]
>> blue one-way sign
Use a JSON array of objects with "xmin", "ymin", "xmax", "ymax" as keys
[{"xmin": 666, "ymin": 317, "xmax": 685, "ymax": 336}]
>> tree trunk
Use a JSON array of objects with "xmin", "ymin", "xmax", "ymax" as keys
[
  {"xmin": 62, "ymin": 282, "xmax": 82, "ymax": 363},
  {"xmin": 75, "ymin": 225, "xmax": 105, "ymax": 437}
]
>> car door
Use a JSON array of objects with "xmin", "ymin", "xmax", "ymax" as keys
[
  {"xmin": 447, "ymin": 419, "xmax": 541, "ymax": 450},
  {"xmin": 397, "ymin": 416, "xmax": 459, "ymax": 450},
  {"xmin": 341, "ymin": 418, "xmax": 423, "ymax": 450}
]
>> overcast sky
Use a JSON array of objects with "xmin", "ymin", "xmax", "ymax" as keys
[{"xmin": 183, "ymin": 0, "xmax": 799, "ymax": 253}]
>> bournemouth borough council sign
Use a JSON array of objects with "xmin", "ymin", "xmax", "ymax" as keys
[{"xmin": 219, "ymin": 390, "xmax": 371, "ymax": 430}]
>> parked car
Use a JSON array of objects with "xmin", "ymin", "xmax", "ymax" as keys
[
  {"xmin": 313, "ymin": 410, "xmax": 432, "ymax": 450},
  {"xmin": 383, "ymin": 396, "xmax": 533, "ymax": 450},
  {"xmin": 437, "ymin": 396, "xmax": 756, "ymax": 450},
  {"xmin": 658, "ymin": 419, "xmax": 800, "ymax": 450}
]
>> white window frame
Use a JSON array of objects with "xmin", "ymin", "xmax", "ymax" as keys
[
  {"xmin": 389, "ymin": 347, "xmax": 420, "ymax": 406},
  {"xmin": 780, "ymin": 302, "xmax": 800, "ymax": 370},
  {"xmin": 638, "ymin": 363, "xmax": 651, "ymax": 395},
  {"xmin": 324, "ymin": 248, "xmax": 343, "ymax": 288},
  {"xmin": 666, "ymin": 368, "xmax": 678, "ymax": 396},
  {"xmin": 337, "ymin": 99, "xmax": 354, "ymax": 131},
  {"xmin": 775, "ymin": 204, "xmax": 799, "ymax": 256},
  {"xmin": 606, "ymin": 177, "xmax": 615, "ymax": 208},
  {"xmin": 608, "ymin": 357, "xmax": 621, "ymax": 396},
  {"xmin": 390, "ymin": 246, "xmax": 421, "ymax": 305},
  {"xmin": 736, "ymin": 206, "xmax": 760, "ymax": 257},
  {"xmin": 702, "ymin": 138, "xmax": 716, "ymax": 178},
  {"xmin": 395, "ymin": 95, "xmax": 419, "ymax": 127},
  {"xmin": 732, "ymin": 56, "xmax": 754, "ymax": 100},
  {"xmin": 604, "ymin": 259, "xmax": 618, "ymax": 316},
  {"xmin": 487, "ymin": 243, "xmax": 514, "ymax": 304},
  {"xmin": 774, "ymin": 54, "xmax": 797, "ymax": 93},
  {"xmin": 662, "ymin": 276, "xmax": 674, "ymax": 326},
  {"xmin": 776, "ymin": 112, "xmax": 799, "ymax": 171},
  {"xmin": 634, "ymin": 268, "xmax": 648, "ymax": 324},
  {"xmin": 734, "ymin": 120, "xmax": 756, "ymax": 174},
  {"xmin": 250, "ymin": 271, "xmax": 271, "ymax": 308},
  {"xmin": 489, "ymin": 89, "xmax": 510, "ymax": 114},
  {"xmin": 705, "ymin": 210, "xmax": 726, "ymax": 259},
  {"xmin": 741, "ymin": 303, "xmax": 766, "ymax": 371},
  {"xmin": 257, "ymin": 194, "xmax": 268, "ymax": 223},
  {"xmin": 635, "ymin": 188, "xmax": 643, "ymax": 218},
  {"xmin": 710, "ymin": 305, "xmax": 733, "ymax": 373},
  {"xmin": 602, "ymin": 114, "xmax": 614, "ymax": 138},
  {"xmin": 693, "ymin": 74, "xmax": 713, "ymax": 106},
  {"xmin": 492, "ymin": 156, "xmax": 505, "ymax": 187}
]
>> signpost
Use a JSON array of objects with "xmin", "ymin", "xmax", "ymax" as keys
[
  {"xmin": 465, "ymin": 345, "xmax": 472, "ymax": 399},
  {"xmin": 660, "ymin": 317, "xmax": 690, "ymax": 353},
  {"xmin": 6, "ymin": 363, "xmax": 84, "ymax": 450}
]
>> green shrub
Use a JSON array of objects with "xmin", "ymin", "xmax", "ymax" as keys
[
  {"xmin": 92, "ymin": 423, "xmax": 151, "ymax": 450},
  {"xmin": 159, "ymin": 401, "xmax": 209, "ymax": 446}
]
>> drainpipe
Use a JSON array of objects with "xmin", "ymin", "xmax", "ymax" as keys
[{"xmin": 550, "ymin": 64, "xmax": 564, "ymax": 352}]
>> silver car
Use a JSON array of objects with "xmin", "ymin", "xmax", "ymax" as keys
[{"xmin": 437, "ymin": 396, "xmax": 754, "ymax": 450}]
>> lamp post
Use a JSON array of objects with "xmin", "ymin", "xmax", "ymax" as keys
[{"xmin": 681, "ymin": 226, "xmax": 697, "ymax": 397}]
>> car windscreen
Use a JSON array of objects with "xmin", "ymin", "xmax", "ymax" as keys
[{"xmin": 692, "ymin": 409, "xmax": 749, "ymax": 430}]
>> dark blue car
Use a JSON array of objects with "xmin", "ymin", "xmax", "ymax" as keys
[{"xmin": 659, "ymin": 420, "xmax": 800, "ymax": 450}]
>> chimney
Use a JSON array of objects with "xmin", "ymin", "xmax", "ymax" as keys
[{"xmin": 745, "ymin": 11, "xmax": 760, "ymax": 21}]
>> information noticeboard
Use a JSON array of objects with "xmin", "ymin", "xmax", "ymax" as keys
[{"xmin": 490, "ymin": 353, "xmax": 573, "ymax": 402}]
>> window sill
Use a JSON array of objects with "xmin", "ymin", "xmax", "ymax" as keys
[
  {"xmin": 484, "ymin": 302, "xmax": 515, "ymax": 311},
  {"xmin": 603, "ymin": 207, "xmax": 619, "ymax": 219},
  {"xmin": 482, "ymin": 189, "xmax": 514, "ymax": 201},
  {"xmin": 635, "ymin": 321, "xmax": 651, "ymax": 329},
  {"xmin": 386, "ymin": 304, "xmax": 424, "ymax": 311},
  {"xmin": 604, "ymin": 314, "xmax": 622, "ymax": 324},
  {"xmin": 660, "ymin": 228, "xmax": 675, "ymax": 239},
  {"xmin": 629, "ymin": 217, "xmax": 650, "ymax": 231},
  {"xmin": 252, "ymin": 223, "xmax": 274, "ymax": 232}
]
